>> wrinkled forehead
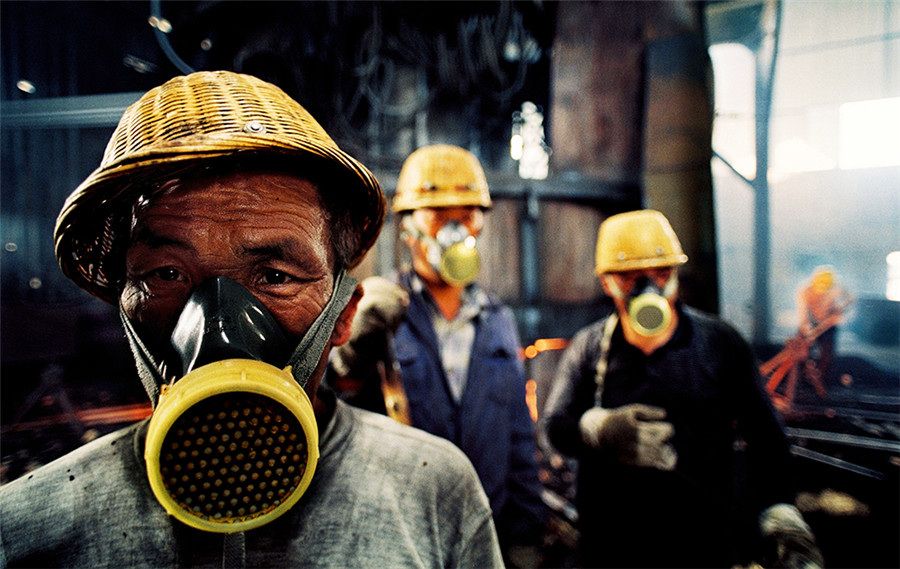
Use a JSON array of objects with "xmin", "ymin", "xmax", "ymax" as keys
[{"xmin": 131, "ymin": 168, "xmax": 325, "ymax": 223}]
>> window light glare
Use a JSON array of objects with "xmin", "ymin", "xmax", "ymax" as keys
[
  {"xmin": 887, "ymin": 251, "xmax": 900, "ymax": 302},
  {"xmin": 839, "ymin": 97, "xmax": 900, "ymax": 170}
]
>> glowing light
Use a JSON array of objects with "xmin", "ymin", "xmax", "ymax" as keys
[
  {"xmin": 510, "ymin": 102, "xmax": 550, "ymax": 180},
  {"xmin": 522, "ymin": 337, "xmax": 570, "ymax": 359},
  {"xmin": 525, "ymin": 379, "xmax": 538, "ymax": 422},
  {"xmin": 148, "ymin": 15, "xmax": 172, "ymax": 33},
  {"xmin": 16, "ymin": 80, "xmax": 36, "ymax": 94},
  {"xmin": 510, "ymin": 134, "xmax": 524, "ymax": 160},
  {"xmin": 535, "ymin": 338, "xmax": 568, "ymax": 351}
]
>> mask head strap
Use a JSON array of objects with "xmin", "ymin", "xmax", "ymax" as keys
[
  {"xmin": 400, "ymin": 214, "xmax": 423, "ymax": 241},
  {"xmin": 285, "ymin": 269, "xmax": 358, "ymax": 388},
  {"xmin": 661, "ymin": 270, "xmax": 679, "ymax": 298},
  {"xmin": 602, "ymin": 274, "xmax": 625, "ymax": 300},
  {"xmin": 120, "ymin": 303, "xmax": 168, "ymax": 407}
]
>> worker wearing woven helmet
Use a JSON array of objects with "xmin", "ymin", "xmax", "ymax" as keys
[
  {"xmin": 541, "ymin": 210, "xmax": 822, "ymax": 568},
  {"xmin": 331, "ymin": 144, "xmax": 546, "ymax": 568},
  {"xmin": 0, "ymin": 72, "xmax": 504, "ymax": 569}
]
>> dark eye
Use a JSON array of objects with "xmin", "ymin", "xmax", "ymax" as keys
[
  {"xmin": 151, "ymin": 267, "xmax": 182, "ymax": 282},
  {"xmin": 261, "ymin": 269, "xmax": 291, "ymax": 285}
]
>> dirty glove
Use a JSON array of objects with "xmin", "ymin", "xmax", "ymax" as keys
[
  {"xmin": 332, "ymin": 276, "xmax": 409, "ymax": 378},
  {"xmin": 757, "ymin": 504, "xmax": 824, "ymax": 569},
  {"xmin": 505, "ymin": 544, "xmax": 544, "ymax": 569},
  {"xmin": 579, "ymin": 403, "xmax": 677, "ymax": 471}
]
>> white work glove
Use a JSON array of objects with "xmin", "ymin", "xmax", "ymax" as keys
[
  {"xmin": 757, "ymin": 504, "xmax": 824, "ymax": 569},
  {"xmin": 332, "ymin": 276, "xmax": 409, "ymax": 377},
  {"xmin": 579, "ymin": 403, "xmax": 677, "ymax": 471}
]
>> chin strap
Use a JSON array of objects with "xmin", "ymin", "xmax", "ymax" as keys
[{"xmin": 285, "ymin": 270, "xmax": 358, "ymax": 388}]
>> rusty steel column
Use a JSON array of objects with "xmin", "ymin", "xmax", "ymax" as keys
[
  {"xmin": 549, "ymin": 1, "xmax": 719, "ymax": 313},
  {"xmin": 642, "ymin": 11, "xmax": 719, "ymax": 314}
]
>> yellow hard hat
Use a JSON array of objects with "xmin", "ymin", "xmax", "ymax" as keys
[
  {"xmin": 595, "ymin": 209, "xmax": 688, "ymax": 275},
  {"xmin": 54, "ymin": 71, "xmax": 385, "ymax": 304},
  {"xmin": 811, "ymin": 265, "xmax": 835, "ymax": 290},
  {"xmin": 392, "ymin": 144, "xmax": 492, "ymax": 213}
]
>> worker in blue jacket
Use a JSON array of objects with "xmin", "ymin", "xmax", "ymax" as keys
[{"xmin": 332, "ymin": 145, "xmax": 546, "ymax": 568}]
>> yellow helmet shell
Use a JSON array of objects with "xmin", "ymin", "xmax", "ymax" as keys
[
  {"xmin": 54, "ymin": 71, "xmax": 385, "ymax": 304},
  {"xmin": 811, "ymin": 266, "xmax": 835, "ymax": 291},
  {"xmin": 595, "ymin": 209, "xmax": 688, "ymax": 275},
  {"xmin": 392, "ymin": 145, "xmax": 491, "ymax": 212}
]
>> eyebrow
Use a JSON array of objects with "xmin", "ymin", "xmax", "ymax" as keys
[
  {"xmin": 240, "ymin": 240, "xmax": 330, "ymax": 276},
  {"xmin": 130, "ymin": 226, "xmax": 325, "ymax": 270},
  {"xmin": 239, "ymin": 241, "xmax": 296, "ymax": 260}
]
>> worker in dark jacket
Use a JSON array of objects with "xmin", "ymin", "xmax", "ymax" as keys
[
  {"xmin": 332, "ymin": 145, "xmax": 546, "ymax": 567},
  {"xmin": 541, "ymin": 209, "xmax": 823, "ymax": 568}
]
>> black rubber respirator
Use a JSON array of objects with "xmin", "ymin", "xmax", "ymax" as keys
[{"xmin": 121, "ymin": 273, "xmax": 357, "ymax": 533}]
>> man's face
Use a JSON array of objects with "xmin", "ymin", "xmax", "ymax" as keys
[
  {"xmin": 604, "ymin": 267, "xmax": 674, "ymax": 295},
  {"xmin": 410, "ymin": 206, "xmax": 484, "ymax": 238},
  {"xmin": 407, "ymin": 206, "xmax": 483, "ymax": 284},
  {"xmin": 121, "ymin": 170, "xmax": 337, "ymax": 385},
  {"xmin": 602, "ymin": 267, "xmax": 676, "ymax": 309}
]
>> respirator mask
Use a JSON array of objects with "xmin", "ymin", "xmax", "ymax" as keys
[
  {"xmin": 121, "ymin": 272, "xmax": 357, "ymax": 533},
  {"xmin": 404, "ymin": 216, "xmax": 481, "ymax": 287},
  {"xmin": 606, "ymin": 272, "xmax": 678, "ymax": 338}
]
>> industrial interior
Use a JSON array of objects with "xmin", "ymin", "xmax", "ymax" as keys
[{"xmin": 1, "ymin": 1, "xmax": 898, "ymax": 567}]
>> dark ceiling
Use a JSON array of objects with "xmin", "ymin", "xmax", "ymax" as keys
[{"xmin": 2, "ymin": 0, "xmax": 557, "ymax": 167}]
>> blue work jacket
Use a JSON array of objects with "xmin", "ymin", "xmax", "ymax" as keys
[{"xmin": 392, "ymin": 272, "xmax": 546, "ymax": 544}]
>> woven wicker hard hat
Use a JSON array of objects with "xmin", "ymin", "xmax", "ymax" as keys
[
  {"xmin": 392, "ymin": 144, "xmax": 492, "ymax": 213},
  {"xmin": 595, "ymin": 210, "xmax": 688, "ymax": 275},
  {"xmin": 55, "ymin": 71, "xmax": 385, "ymax": 304}
]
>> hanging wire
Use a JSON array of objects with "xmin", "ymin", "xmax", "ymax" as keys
[{"xmin": 149, "ymin": 0, "xmax": 194, "ymax": 75}]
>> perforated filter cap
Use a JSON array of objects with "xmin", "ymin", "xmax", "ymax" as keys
[
  {"xmin": 54, "ymin": 70, "xmax": 385, "ymax": 304},
  {"xmin": 144, "ymin": 359, "xmax": 319, "ymax": 533}
]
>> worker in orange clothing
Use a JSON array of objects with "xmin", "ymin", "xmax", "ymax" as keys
[{"xmin": 796, "ymin": 266, "xmax": 854, "ymax": 384}]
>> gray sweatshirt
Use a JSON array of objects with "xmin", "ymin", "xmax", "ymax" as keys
[{"xmin": 0, "ymin": 396, "xmax": 503, "ymax": 569}]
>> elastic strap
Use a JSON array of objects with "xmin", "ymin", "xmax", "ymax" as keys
[
  {"xmin": 286, "ymin": 269, "xmax": 358, "ymax": 388},
  {"xmin": 120, "ymin": 303, "xmax": 168, "ymax": 407}
]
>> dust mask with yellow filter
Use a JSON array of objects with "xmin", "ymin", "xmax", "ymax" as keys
[
  {"xmin": 604, "ymin": 272, "xmax": 679, "ymax": 338},
  {"xmin": 121, "ymin": 272, "xmax": 357, "ymax": 533},
  {"xmin": 403, "ymin": 216, "xmax": 481, "ymax": 287}
]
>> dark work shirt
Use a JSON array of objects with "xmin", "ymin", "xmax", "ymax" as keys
[{"xmin": 542, "ymin": 304, "xmax": 795, "ymax": 567}]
